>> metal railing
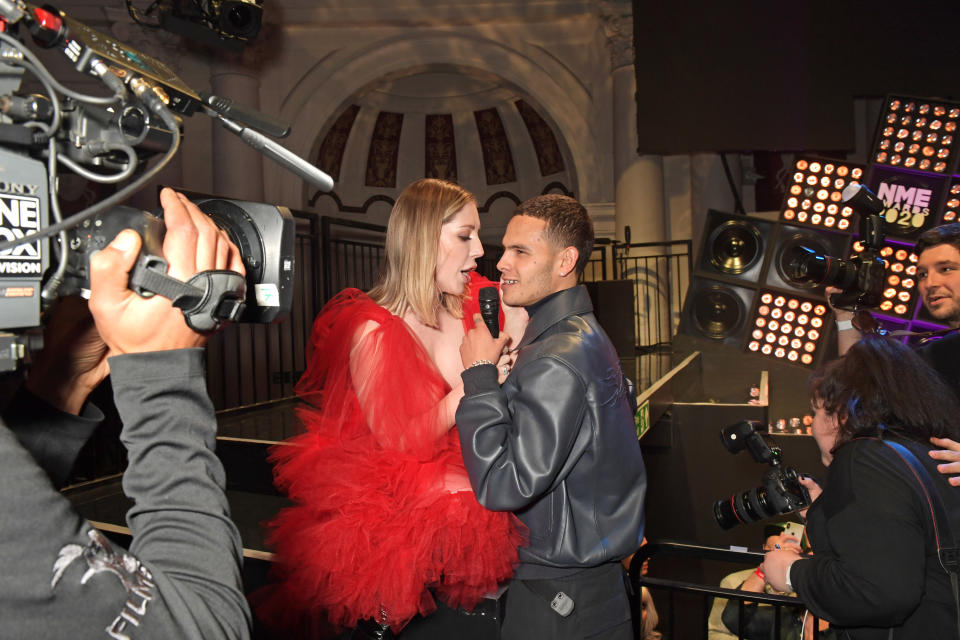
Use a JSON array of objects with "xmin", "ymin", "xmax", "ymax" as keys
[{"xmin": 629, "ymin": 541, "xmax": 824, "ymax": 640}]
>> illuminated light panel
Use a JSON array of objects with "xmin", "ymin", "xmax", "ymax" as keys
[
  {"xmin": 941, "ymin": 180, "xmax": 960, "ymax": 223},
  {"xmin": 874, "ymin": 96, "xmax": 960, "ymax": 174},
  {"xmin": 780, "ymin": 157, "xmax": 865, "ymax": 229},
  {"xmin": 747, "ymin": 290, "xmax": 829, "ymax": 367},
  {"xmin": 851, "ymin": 239, "xmax": 919, "ymax": 319}
]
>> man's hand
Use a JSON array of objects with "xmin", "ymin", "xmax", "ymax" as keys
[
  {"xmin": 461, "ymin": 313, "xmax": 510, "ymax": 370},
  {"xmin": 89, "ymin": 188, "xmax": 244, "ymax": 355},
  {"xmin": 930, "ymin": 437, "xmax": 960, "ymax": 486}
]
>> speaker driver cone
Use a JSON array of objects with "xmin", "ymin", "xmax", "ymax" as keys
[
  {"xmin": 708, "ymin": 220, "xmax": 763, "ymax": 275},
  {"xmin": 693, "ymin": 286, "xmax": 745, "ymax": 339}
]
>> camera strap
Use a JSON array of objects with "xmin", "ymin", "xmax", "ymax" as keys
[
  {"xmin": 128, "ymin": 254, "xmax": 247, "ymax": 332},
  {"xmin": 871, "ymin": 434, "xmax": 960, "ymax": 638}
]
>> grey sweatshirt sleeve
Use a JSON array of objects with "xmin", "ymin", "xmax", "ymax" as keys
[
  {"xmin": 109, "ymin": 348, "xmax": 251, "ymax": 639},
  {"xmin": 0, "ymin": 348, "xmax": 251, "ymax": 640}
]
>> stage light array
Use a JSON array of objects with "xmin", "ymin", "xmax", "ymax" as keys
[
  {"xmin": 873, "ymin": 97, "xmax": 960, "ymax": 174},
  {"xmin": 850, "ymin": 240, "xmax": 919, "ymax": 319},
  {"xmin": 780, "ymin": 158, "xmax": 865, "ymax": 231},
  {"xmin": 941, "ymin": 180, "xmax": 960, "ymax": 223},
  {"xmin": 746, "ymin": 291, "xmax": 829, "ymax": 367}
]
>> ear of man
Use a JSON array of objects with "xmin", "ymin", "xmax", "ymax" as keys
[{"xmin": 558, "ymin": 246, "xmax": 579, "ymax": 278}]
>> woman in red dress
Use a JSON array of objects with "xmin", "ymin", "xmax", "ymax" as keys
[{"xmin": 260, "ymin": 179, "xmax": 525, "ymax": 637}]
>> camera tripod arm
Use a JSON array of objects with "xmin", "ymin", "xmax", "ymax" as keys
[{"xmin": 128, "ymin": 255, "xmax": 246, "ymax": 332}]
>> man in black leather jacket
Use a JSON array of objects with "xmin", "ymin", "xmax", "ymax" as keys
[{"xmin": 456, "ymin": 194, "xmax": 647, "ymax": 639}]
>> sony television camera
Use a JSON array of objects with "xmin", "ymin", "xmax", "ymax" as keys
[
  {"xmin": 0, "ymin": 1, "xmax": 329, "ymax": 372},
  {"xmin": 784, "ymin": 184, "xmax": 888, "ymax": 310},
  {"xmin": 713, "ymin": 421, "xmax": 811, "ymax": 530}
]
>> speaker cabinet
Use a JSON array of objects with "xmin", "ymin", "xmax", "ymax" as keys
[
  {"xmin": 679, "ymin": 278, "xmax": 755, "ymax": 347},
  {"xmin": 697, "ymin": 210, "xmax": 774, "ymax": 285},
  {"xmin": 585, "ymin": 279, "xmax": 637, "ymax": 358}
]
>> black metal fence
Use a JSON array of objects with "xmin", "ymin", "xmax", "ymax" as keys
[
  {"xmin": 585, "ymin": 241, "xmax": 692, "ymax": 390},
  {"xmin": 630, "ymin": 541, "xmax": 825, "ymax": 640}
]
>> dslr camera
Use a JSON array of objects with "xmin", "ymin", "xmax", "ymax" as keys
[
  {"xmin": 785, "ymin": 184, "xmax": 887, "ymax": 310},
  {"xmin": 713, "ymin": 421, "xmax": 811, "ymax": 530}
]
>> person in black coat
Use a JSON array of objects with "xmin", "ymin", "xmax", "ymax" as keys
[{"xmin": 762, "ymin": 337, "xmax": 960, "ymax": 640}]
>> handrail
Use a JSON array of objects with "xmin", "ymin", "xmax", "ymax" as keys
[{"xmin": 629, "ymin": 541, "xmax": 822, "ymax": 640}]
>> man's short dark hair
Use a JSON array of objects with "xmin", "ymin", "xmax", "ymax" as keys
[
  {"xmin": 914, "ymin": 222, "xmax": 960, "ymax": 256},
  {"xmin": 514, "ymin": 194, "xmax": 595, "ymax": 274}
]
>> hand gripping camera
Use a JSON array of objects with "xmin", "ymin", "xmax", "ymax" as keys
[
  {"xmin": 713, "ymin": 421, "xmax": 811, "ymax": 530},
  {"xmin": 784, "ymin": 184, "xmax": 888, "ymax": 311}
]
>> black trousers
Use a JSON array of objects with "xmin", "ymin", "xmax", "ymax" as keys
[{"xmin": 501, "ymin": 564, "xmax": 633, "ymax": 640}]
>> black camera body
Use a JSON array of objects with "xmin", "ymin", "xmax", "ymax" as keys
[
  {"xmin": 713, "ymin": 421, "xmax": 811, "ymax": 530},
  {"xmin": 785, "ymin": 184, "xmax": 888, "ymax": 311},
  {"xmin": 57, "ymin": 199, "xmax": 294, "ymax": 325}
]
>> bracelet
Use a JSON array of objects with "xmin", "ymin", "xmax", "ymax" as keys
[
  {"xmin": 754, "ymin": 567, "xmax": 765, "ymax": 580},
  {"xmin": 836, "ymin": 319, "xmax": 854, "ymax": 331},
  {"xmin": 468, "ymin": 359, "xmax": 495, "ymax": 369}
]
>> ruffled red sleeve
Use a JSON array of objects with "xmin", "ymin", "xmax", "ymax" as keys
[{"xmin": 293, "ymin": 289, "xmax": 449, "ymax": 458}]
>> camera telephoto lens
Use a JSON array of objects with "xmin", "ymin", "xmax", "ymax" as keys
[
  {"xmin": 713, "ymin": 487, "xmax": 773, "ymax": 530},
  {"xmin": 787, "ymin": 246, "xmax": 859, "ymax": 290}
]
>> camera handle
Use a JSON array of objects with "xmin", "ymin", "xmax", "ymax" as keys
[{"xmin": 128, "ymin": 254, "xmax": 246, "ymax": 332}]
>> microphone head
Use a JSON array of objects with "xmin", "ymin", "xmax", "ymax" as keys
[{"xmin": 478, "ymin": 286, "xmax": 499, "ymax": 304}]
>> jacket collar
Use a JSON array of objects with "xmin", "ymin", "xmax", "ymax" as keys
[{"xmin": 518, "ymin": 285, "xmax": 593, "ymax": 349}]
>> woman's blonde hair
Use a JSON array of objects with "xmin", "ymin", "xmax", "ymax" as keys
[{"xmin": 368, "ymin": 178, "xmax": 477, "ymax": 327}]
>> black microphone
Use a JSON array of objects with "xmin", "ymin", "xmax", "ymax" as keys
[
  {"xmin": 478, "ymin": 286, "xmax": 499, "ymax": 338},
  {"xmin": 200, "ymin": 91, "xmax": 291, "ymax": 139},
  {"xmin": 624, "ymin": 225, "xmax": 631, "ymax": 250}
]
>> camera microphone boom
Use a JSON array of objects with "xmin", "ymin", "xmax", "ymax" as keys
[{"xmin": 0, "ymin": 0, "xmax": 328, "ymax": 371}]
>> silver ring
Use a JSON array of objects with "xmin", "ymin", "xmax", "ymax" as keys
[{"xmin": 501, "ymin": 365, "xmax": 510, "ymax": 376}]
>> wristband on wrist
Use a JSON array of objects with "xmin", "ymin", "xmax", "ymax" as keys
[
  {"xmin": 754, "ymin": 567, "xmax": 765, "ymax": 580},
  {"xmin": 468, "ymin": 359, "xmax": 495, "ymax": 369},
  {"xmin": 836, "ymin": 319, "xmax": 854, "ymax": 331}
]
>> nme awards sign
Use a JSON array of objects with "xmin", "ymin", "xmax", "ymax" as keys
[
  {"xmin": 0, "ymin": 193, "xmax": 43, "ymax": 276},
  {"xmin": 868, "ymin": 166, "xmax": 947, "ymax": 241}
]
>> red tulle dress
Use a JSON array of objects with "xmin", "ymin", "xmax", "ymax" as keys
[{"xmin": 258, "ymin": 274, "xmax": 524, "ymax": 634}]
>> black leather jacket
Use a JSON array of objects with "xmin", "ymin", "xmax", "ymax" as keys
[{"xmin": 456, "ymin": 285, "xmax": 647, "ymax": 577}]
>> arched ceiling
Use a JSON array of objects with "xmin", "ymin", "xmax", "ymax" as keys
[{"xmin": 307, "ymin": 67, "xmax": 575, "ymax": 239}]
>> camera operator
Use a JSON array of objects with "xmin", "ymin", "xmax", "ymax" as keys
[
  {"xmin": 830, "ymin": 222, "xmax": 960, "ymax": 484},
  {"xmin": 0, "ymin": 188, "xmax": 252, "ymax": 639}
]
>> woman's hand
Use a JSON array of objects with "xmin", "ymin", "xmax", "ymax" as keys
[
  {"xmin": 761, "ymin": 548, "xmax": 802, "ymax": 593},
  {"xmin": 797, "ymin": 475, "xmax": 823, "ymax": 520},
  {"xmin": 930, "ymin": 437, "xmax": 960, "ymax": 486}
]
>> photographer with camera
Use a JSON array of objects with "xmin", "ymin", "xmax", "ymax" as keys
[
  {"xmin": 829, "ymin": 221, "xmax": 960, "ymax": 484},
  {"xmin": 761, "ymin": 337, "xmax": 960, "ymax": 639},
  {"xmin": 0, "ymin": 187, "xmax": 252, "ymax": 639}
]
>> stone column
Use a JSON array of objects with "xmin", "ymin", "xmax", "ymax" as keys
[{"xmin": 599, "ymin": 0, "xmax": 666, "ymax": 248}]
